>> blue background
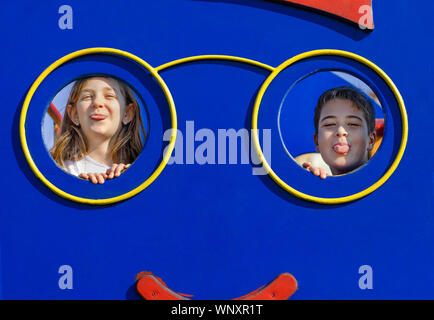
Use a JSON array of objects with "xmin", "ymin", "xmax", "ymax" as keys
[{"xmin": 0, "ymin": 0, "xmax": 433, "ymax": 299}]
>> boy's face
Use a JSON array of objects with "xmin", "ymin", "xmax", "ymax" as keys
[{"xmin": 314, "ymin": 98, "xmax": 376, "ymax": 175}]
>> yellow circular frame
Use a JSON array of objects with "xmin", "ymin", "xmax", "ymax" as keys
[
  {"xmin": 21, "ymin": 49, "xmax": 407, "ymax": 205},
  {"xmin": 251, "ymin": 49, "xmax": 408, "ymax": 204},
  {"xmin": 20, "ymin": 47, "xmax": 177, "ymax": 205}
]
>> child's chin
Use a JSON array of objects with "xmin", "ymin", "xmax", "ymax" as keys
[
  {"xmin": 330, "ymin": 161, "xmax": 352, "ymax": 175},
  {"xmin": 90, "ymin": 128, "xmax": 114, "ymax": 137},
  {"xmin": 331, "ymin": 158, "xmax": 348, "ymax": 167},
  {"xmin": 331, "ymin": 162, "xmax": 363, "ymax": 175},
  {"xmin": 90, "ymin": 128, "xmax": 106, "ymax": 134}
]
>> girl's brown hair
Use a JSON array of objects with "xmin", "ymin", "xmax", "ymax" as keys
[{"xmin": 50, "ymin": 76, "xmax": 146, "ymax": 167}]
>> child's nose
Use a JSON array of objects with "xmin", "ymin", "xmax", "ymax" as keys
[
  {"xmin": 336, "ymin": 126, "xmax": 348, "ymax": 137},
  {"xmin": 92, "ymin": 94, "xmax": 105, "ymax": 108}
]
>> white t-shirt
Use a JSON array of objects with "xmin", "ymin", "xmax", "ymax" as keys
[{"xmin": 63, "ymin": 155, "xmax": 111, "ymax": 176}]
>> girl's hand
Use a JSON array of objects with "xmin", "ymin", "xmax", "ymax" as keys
[
  {"xmin": 78, "ymin": 164, "xmax": 130, "ymax": 184},
  {"xmin": 302, "ymin": 162, "xmax": 330, "ymax": 180},
  {"xmin": 105, "ymin": 163, "xmax": 131, "ymax": 179},
  {"xmin": 78, "ymin": 172, "xmax": 108, "ymax": 184}
]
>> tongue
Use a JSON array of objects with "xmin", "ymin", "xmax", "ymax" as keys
[
  {"xmin": 333, "ymin": 144, "xmax": 350, "ymax": 154},
  {"xmin": 91, "ymin": 115, "xmax": 105, "ymax": 120}
]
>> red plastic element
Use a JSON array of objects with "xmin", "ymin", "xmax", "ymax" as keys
[
  {"xmin": 136, "ymin": 271, "xmax": 297, "ymax": 300},
  {"xmin": 48, "ymin": 102, "xmax": 63, "ymax": 124},
  {"xmin": 234, "ymin": 273, "xmax": 298, "ymax": 300},
  {"xmin": 277, "ymin": 0, "xmax": 374, "ymax": 29},
  {"xmin": 136, "ymin": 272, "xmax": 193, "ymax": 300},
  {"xmin": 375, "ymin": 119, "xmax": 384, "ymax": 137}
]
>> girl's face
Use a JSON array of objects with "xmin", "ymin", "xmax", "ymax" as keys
[
  {"xmin": 314, "ymin": 99, "xmax": 376, "ymax": 175},
  {"xmin": 68, "ymin": 77, "xmax": 133, "ymax": 142}
]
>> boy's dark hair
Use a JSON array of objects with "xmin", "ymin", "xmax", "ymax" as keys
[{"xmin": 314, "ymin": 86, "xmax": 376, "ymax": 134}]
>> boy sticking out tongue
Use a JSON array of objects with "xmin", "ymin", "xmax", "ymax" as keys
[{"xmin": 303, "ymin": 86, "xmax": 377, "ymax": 179}]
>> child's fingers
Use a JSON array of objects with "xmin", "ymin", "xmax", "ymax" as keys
[
  {"xmin": 79, "ymin": 173, "xmax": 89, "ymax": 180},
  {"xmin": 303, "ymin": 163, "xmax": 329, "ymax": 179},
  {"xmin": 302, "ymin": 162, "xmax": 311, "ymax": 169},
  {"xmin": 120, "ymin": 163, "xmax": 130, "ymax": 173},
  {"xmin": 87, "ymin": 173, "xmax": 105, "ymax": 184},
  {"xmin": 114, "ymin": 164, "xmax": 125, "ymax": 177},
  {"xmin": 302, "ymin": 161, "xmax": 330, "ymax": 180},
  {"xmin": 107, "ymin": 164, "xmax": 118, "ymax": 179},
  {"xmin": 96, "ymin": 174, "xmax": 105, "ymax": 184},
  {"xmin": 88, "ymin": 173, "xmax": 98, "ymax": 184},
  {"xmin": 103, "ymin": 163, "xmax": 131, "ymax": 180},
  {"xmin": 320, "ymin": 169, "xmax": 327, "ymax": 179}
]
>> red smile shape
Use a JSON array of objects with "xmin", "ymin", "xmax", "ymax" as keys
[{"xmin": 136, "ymin": 271, "xmax": 298, "ymax": 300}]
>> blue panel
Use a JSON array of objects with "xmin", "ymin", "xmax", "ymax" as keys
[{"xmin": 0, "ymin": 0, "xmax": 434, "ymax": 300}]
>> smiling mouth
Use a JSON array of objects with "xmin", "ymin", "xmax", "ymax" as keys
[
  {"xmin": 333, "ymin": 143, "xmax": 350, "ymax": 155},
  {"xmin": 90, "ymin": 114, "xmax": 107, "ymax": 120}
]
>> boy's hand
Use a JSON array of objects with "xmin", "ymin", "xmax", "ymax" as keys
[
  {"xmin": 302, "ymin": 162, "xmax": 330, "ymax": 180},
  {"xmin": 78, "ymin": 163, "xmax": 131, "ymax": 184}
]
